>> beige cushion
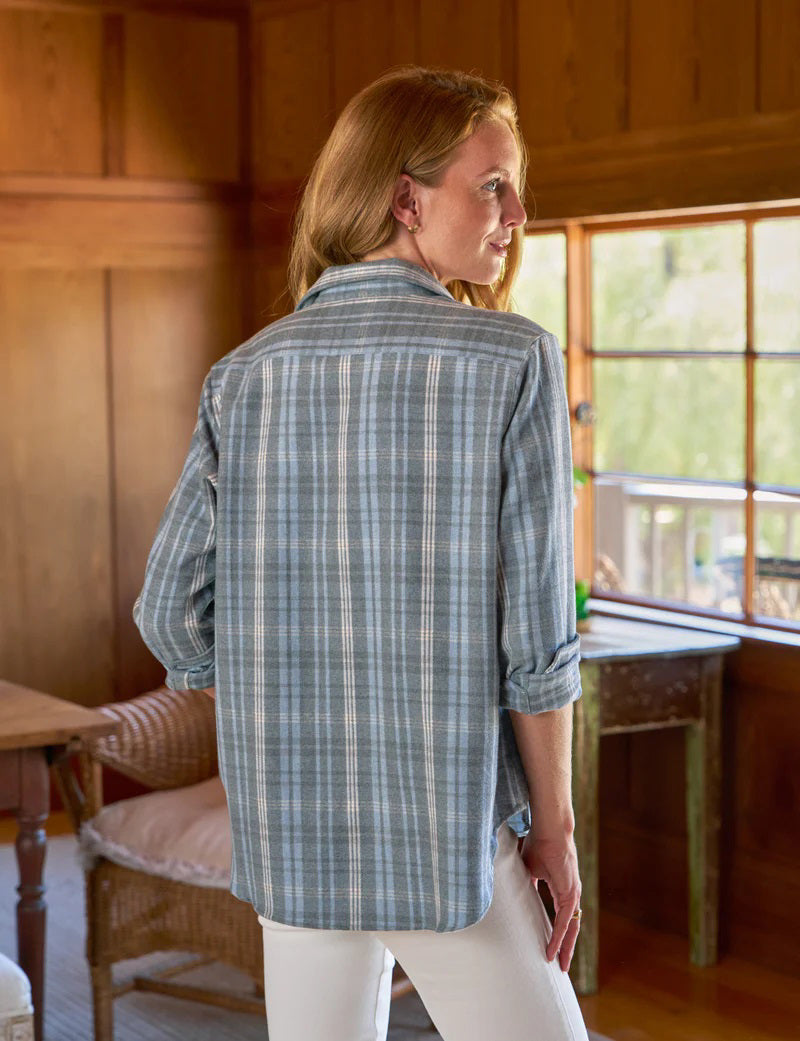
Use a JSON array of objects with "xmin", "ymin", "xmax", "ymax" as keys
[{"xmin": 79, "ymin": 776, "xmax": 231, "ymax": 888}]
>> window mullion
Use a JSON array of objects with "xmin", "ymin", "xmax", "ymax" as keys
[
  {"xmin": 745, "ymin": 220, "xmax": 755, "ymax": 623},
  {"xmin": 566, "ymin": 222, "xmax": 593, "ymax": 590}
]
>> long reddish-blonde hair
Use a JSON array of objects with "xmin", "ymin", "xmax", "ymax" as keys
[{"xmin": 286, "ymin": 65, "xmax": 530, "ymax": 311}]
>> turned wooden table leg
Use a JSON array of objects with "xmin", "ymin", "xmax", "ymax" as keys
[
  {"xmin": 685, "ymin": 654, "xmax": 722, "ymax": 967},
  {"xmin": 572, "ymin": 662, "xmax": 601, "ymax": 995},
  {"xmin": 16, "ymin": 746, "xmax": 49, "ymax": 1041}
]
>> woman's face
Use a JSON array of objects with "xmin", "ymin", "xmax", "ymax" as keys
[{"xmin": 398, "ymin": 119, "xmax": 527, "ymax": 286}]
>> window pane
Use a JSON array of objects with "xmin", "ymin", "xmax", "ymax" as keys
[
  {"xmin": 592, "ymin": 223, "xmax": 745, "ymax": 350},
  {"xmin": 755, "ymin": 359, "xmax": 800, "ymax": 488},
  {"xmin": 754, "ymin": 217, "xmax": 800, "ymax": 353},
  {"xmin": 593, "ymin": 358, "xmax": 744, "ymax": 481},
  {"xmin": 594, "ymin": 477, "xmax": 745, "ymax": 614},
  {"xmin": 514, "ymin": 233, "xmax": 567, "ymax": 347},
  {"xmin": 754, "ymin": 491, "xmax": 800, "ymax": 622}
]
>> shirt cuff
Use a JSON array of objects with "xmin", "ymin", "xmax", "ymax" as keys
[
  {"xmin": 165, "ymin": 662, "xmax": 215, "ymax": 692},
  {"xmin": 499, "ymin": 634, "xmax": 583, "ymax": 714}
]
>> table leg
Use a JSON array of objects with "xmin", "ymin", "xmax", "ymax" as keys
[
  {"xmin": 685, "ymin": 654, "xmax": 722, "ymax": 967},
  {"xmin": 572, "ymin": 662, "xmax": 600, "ymax": 995},
  {"xmin": 16, "ymin": 747, "xmax": 49, "ymax": 1041}
]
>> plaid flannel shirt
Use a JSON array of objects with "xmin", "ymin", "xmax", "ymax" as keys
[{"xmin": 133, "ymin": 257, "xmax": 582, "ymax": 931}]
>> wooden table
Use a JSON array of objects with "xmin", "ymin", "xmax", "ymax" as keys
[
  {"xmin": 571, "ymin": 614, "xmax": 740, "ymax": 994},
  {"xmin": 0, "ymin": 681, "xmax": 117, "ymax": 1041}
]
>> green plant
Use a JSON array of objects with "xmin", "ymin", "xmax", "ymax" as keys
[
  {"xmin": 573, "ymin": 467, "xmax": 591, "ymax": 621},
  {"xmin": 575, "ymin": 579, "xmax": 591, "ymax": 621}
]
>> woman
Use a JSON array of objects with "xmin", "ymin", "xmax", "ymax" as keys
[{"xmin": 134, "ymin": 65, "xmax": 589, "ymax": 1040}]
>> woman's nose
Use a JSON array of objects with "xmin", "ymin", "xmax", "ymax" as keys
[{"xmin": 505, "ymin": 192, "xmax": 527, "ymax": 228}]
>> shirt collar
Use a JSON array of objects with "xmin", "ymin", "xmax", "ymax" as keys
[{"xmin": 294, "ymin": 257, "xmax": 457, "ymax": 311}]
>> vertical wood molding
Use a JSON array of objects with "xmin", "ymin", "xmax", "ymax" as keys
[
  {"xmin": 103, "ymin": 267, "xmax": 121, "ymax": 702},
  {"xmin": 102, "ymin": 13, "xmax": 125, "ymax": 176},
  {"xmin": 238, "ymin": 5, "xmax": 255, "ymax": 330}
]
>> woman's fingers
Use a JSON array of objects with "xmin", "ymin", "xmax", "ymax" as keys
[
  {"xmin": 562, "ymin": 920, "xmax": 581, "ymax": 971},
  {"xmin": 547, "ymin": 900, "xmax": 581, "ymax": 969},
  {"xmin": 551, "ymin": 918, "xmax": 580, "ymax": 972}
]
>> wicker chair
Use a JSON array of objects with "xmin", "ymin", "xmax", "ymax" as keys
[{"xmin": 54, "ymin": 684, "xmax": 427, "ymax": 1041}]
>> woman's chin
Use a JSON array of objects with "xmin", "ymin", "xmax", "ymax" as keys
[
  {"xmin": 475, "ymin": 269, "xmax": 505, "ymax": 286},
  {"xmin": 455, "ymin": 260, "xmax": 504, "ymax": 286}
]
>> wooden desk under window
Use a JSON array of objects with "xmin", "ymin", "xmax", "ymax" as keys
[{"xmin": 571, "ymin": 614, "xmax": 740, "ymax": 994}]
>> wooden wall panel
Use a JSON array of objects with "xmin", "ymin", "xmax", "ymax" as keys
[
  {"xmin": 600, "ymin": 820, "xmax": 690, "ymax": 932},
  {"xmin": 0, "ymin": 188, "xmax": 247, "ymax": 268},
  {"xmin": 693, "ymin": 0, "xmax": 757, "ymax": 122},
  {"xmin": 629, "ymin": 1, "xmax": 703, "ymax": 130},
  {"xmin": 629, "ymin": 0, "xmax": 757, "ymax": 131},
  {"xmin": 251, "ymin": 1, "xmax": 331, "ymax": 183},
  {"xmin": 3, "ymin": 1, "xmax": 248, "ymax": 12},
  {"xmin": 247, "ymin": 0, "xmax": 800, "ymax": 223},
  {"xmin": 759, "ymin": 0, "xmax": 800, "ymax": 113},
  {"xmin": 517, "ymin": 0, "xmax": 628, "ymax": 147},
  {"xmin": 0, "ymin": 0, "xmax": 250, "ymax": 713},
  {"xmin": 0, "ymin": 270, "xmax": 114, "ymax": 704},
  {"xmin": 111, "ymin": 265, "xmax": 244, "ymax": 699},
  {"xmin": 599, "ymin": 728, "xmax": 691, "ymax": 935},
  {"xmin": 722, "ymin": 647, "xmax": 800, "ymax": 976},
  {"xmin": 124, "ymin": 11, "xmax": 240, "ymax": 180},
  {"xmin": 628, "ymin": 726, "xmax": 687, "ymax": 831},
  {"xmin": 417, "ymin": 0, "xmax": 508, "ymax": 83},
  {"xmin": 728, "ymin": 845, "xmax": 800, "ymax": 974},
  {"xmin": 330, "ymin": 0, "xmax": 416, "ymax": 116},
  {"xmin": 734, "ymin": 682, "xmax": 799, "ymax": 867},
  {"xmin": 519, "ymin": 110, "xmax": 800, "ymax": 220},
  {"xmin": 0, "ymin": 7, "xmax": 104, "ymax": 174}
]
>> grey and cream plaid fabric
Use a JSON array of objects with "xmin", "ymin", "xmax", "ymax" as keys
[{"xmin": 133, "ymin": 257, "xmax": 582, "ymax": 932}]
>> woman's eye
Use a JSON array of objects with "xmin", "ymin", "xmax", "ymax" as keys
[{"xmin": 485, "ymin": 178, "xmax": 501, "ymax": 192}]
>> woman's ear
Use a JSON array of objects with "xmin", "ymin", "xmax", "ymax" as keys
[{"xmin": 390, "ymin": 172, "xmax": 421, "ymax": 228}]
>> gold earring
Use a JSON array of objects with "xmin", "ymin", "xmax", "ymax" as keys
[{"xmin": 407, "ymin": 223, "xmax": 420, "ymax": 234}]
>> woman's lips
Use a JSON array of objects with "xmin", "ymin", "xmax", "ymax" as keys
[{"xmin": 489, "ymin": 242, "xmax": 508, "ymax": 257}]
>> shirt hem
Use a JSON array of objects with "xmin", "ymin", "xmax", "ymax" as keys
[{"xmin": 237, "ymin": 803, "xmax": 532, "ymax": 935}]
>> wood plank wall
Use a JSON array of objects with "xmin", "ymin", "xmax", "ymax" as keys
[
  {"xmin": 1, "ymin": 0, "xmax": 799, "ymax": 980},
  {"xmin": 0, "ymin": 0, "xmax": 251, "ymax": 704}
]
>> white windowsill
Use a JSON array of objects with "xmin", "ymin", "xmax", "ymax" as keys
[{"xmin": 587, "ymin": 597, "xmax": 800, "ymax": 650}]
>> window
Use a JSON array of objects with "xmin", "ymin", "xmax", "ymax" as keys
[{"xmin": 514, "ymin": 203, "xmax": 800, "ymax": 633}]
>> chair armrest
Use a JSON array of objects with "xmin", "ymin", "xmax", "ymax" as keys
[{"xmin": 83, "ymin": 685, "xmax": 218, "ymax": 793}]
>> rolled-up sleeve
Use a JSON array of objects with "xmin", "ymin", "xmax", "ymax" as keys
[
  {"xmin": 132, "ymin": 372, "xmax": 218, "ymax": 691},
  {"xmin": 496, "ymin": 331, "xmax": 582, "ymax": 714}
]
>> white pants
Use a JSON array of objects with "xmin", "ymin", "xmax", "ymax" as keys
[{"xmin": 257, "ymin": 821, "xmax": 590, "ymax": 1041}]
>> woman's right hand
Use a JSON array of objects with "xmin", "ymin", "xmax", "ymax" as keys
[{"xmin": 519, "ymin": 831, "xmax": 582, "ymax": 973}]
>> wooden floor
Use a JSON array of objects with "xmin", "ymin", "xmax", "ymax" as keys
[
  {"xmin": 2, "ymin": 812, "xmax": 798, "ymax": 1041},
  {"xmin": 578, "ymin": 912, "xmax": 798, "ymax": 1041}
]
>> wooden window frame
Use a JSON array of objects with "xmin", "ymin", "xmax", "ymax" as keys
[{"xmin": 525, "ymin": 198, "xmax": 800, "ymax": 638}]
